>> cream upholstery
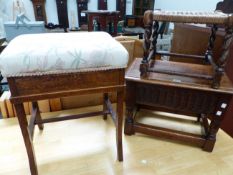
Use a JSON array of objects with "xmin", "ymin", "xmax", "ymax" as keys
[{"xmin": 0, "ymin": 32, "xmax": 129, "ymax": 77}]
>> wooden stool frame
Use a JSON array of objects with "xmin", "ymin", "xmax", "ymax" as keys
[
  {"xmin": 124, "ymin": 10, "xmax": 233, "ymax": 153},
  {"xmin": 125, "ymin": 58, "xmax": 233, "ymax": 153},
  {"xmin": 140, "ymin": 10, "xmax": 233, "ymax": 89},
  {"xmin": 8, "ymin": 68, "xmax": 125, "ymax": 175}
]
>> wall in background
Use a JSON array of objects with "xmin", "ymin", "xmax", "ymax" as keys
[
  {"xmin": 108, "ymin": 0, "xmax": 116, "ymax": 11},
  {"xmin": 45, "ymin": 0, "xmax": 58, "ymax": 24},
  {"xmin": 88, "ymin": 0, "xmax": 97, "ymax": 11},
  {"xmin": 126, "ymin": 0, "xmax": 133, "ymax": 15},
  {"xmin": 0, "ymin": 0, "xmax": 223, "ymax": 38},
  {"xmin": 154, "ymin": 0, "xmax": 221, "ymax": 11},
  {"xmin": 2, "ymin": 0, "xmax": 35, "ymax": 21},
  {"xmin": 123, "ymin": 0, "xmax": 221, "ymax": 16},
  {"xmin": 0, "ymin": 0, "xmax": 119, "ymax": 37}
]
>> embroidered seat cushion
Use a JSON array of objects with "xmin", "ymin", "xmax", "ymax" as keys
[{"xmin": 0, "ymin": 32, "xmax": 129, "ymax": 77}]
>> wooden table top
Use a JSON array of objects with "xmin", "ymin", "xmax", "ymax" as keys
[
  {"xmin": 125, "ymin": 58, "xmax": 233, "ymax": 94},
  {"xmin": 82, "ymin": 10, "xmax": 120, "ymax": 15}
]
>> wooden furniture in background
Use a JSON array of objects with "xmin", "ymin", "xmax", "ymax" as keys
[
  {"xmin": 171, "ymin": 24, "xmax": 225, "ymax": 64},
  {"xmin": 83, "ymin": 10, "xmax": 119, "ymax": 36},
  {"xmin": 133, "ymin": 0, "xmax": 154, "ymax": 16},
  {"xmin": 132, "ymin": 0, "xmax": 154, "ymax": 27},
  {"xmin": 98, "ymin": 0, "xmax": 107, "ymax": 10},
  {"xmin": 125, "ymin": 58, "xmax": 233, "ymax": 152},
  {"xmin": 76, "ymin": 0, "xmax": 88, "ymax": 29},
  {"xmin": 116, "ymin": 0, "xmax": 126, "ymax": 20},
  {"xmin": 31, "ymin": 0, "xmax": 47, "ymax": 23},
  {"xmin": 56, "ymin": 0, "xmax": 69, "ymax": 31}
]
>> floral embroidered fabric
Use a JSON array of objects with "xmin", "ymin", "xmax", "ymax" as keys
[{"xmin": 0, "ymin": 32, "xmax": 129, "ymax": 77}]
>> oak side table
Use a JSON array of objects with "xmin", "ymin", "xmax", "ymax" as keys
[{"xmin": 124, "ymin": 58, "xmax": 233, "ymax": 152}]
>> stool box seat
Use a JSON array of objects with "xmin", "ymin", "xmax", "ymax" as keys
[
  {"xmin": 0, "ymin": 32, "xmax": 128, "ymax": 77},
  {"xmin": 0, "ymin": 32, "xmax": 127, "ymax": 175}
]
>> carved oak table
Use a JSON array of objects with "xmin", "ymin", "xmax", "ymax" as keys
[
  {"xmin": 124, "ymin": 10, "xmax": 233, "ymax": 152},
  {"xmin": 124, "ymin": 58, "xmax": 233, "ymax": 152}
]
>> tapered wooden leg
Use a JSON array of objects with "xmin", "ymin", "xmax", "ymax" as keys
[
  {"xmin": 203, "ymin": 100, "xmax": 228, "ymax": 152},
  {"xmin": 116, "ymin": 90, "xmax": 123, "ymax": 161},
  {"xmin": 15, "ymin": 103, "xmax": 38, "ymax": 175},
  {"xmin": 124, "ymin": 81, "xmax": 136, "ymax": 135},
  {"xmin": 124, "ymin": 107, "xmax": 135, "ymax": 135},
  {"xmin": 32, "ymin": 102, "xmax": 44, "ymax": 130},
  {"xmin": 103, "ymin": 93, "xmax": 108, "ymax": 120},
  {"xmin": 203, "ymin": 115, "xmax": 220, "ymax": 152}
]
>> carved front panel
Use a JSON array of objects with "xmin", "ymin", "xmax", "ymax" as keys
[
  {"xmin": 9, "ymin": 69, "xmax": 125, "ymax": 96},
  {"xmin": 136, "ymin": 83, "xmax": 220, "ymax": 114}
]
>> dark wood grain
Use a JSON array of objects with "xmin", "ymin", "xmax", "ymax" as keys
[
  {"xmin": 83, "ymin": 10, "xmax": 119, "ymax": 36},
  {"xmin": 8, "ymin": 68, "xmax": 125, "ymax": 175},
  {"xmin": 31, "ymin": 0, "xmax": 47, "ymax": 23},
  {"xmin": 98, "ymin": 0, "xmax": 107, "ymax": 10},
  {"xmin": 125, "ymin": 58, "xmax": 233, "ymax": 152},
  {"xmin": 216, "ymin": 0, "xmax": 233, "ymax": 14},
  {"xmin": 35, "ymin": 111, "xmax": 104, "ymax": 124},
  {"xmin": 171, "ymin": 24, "xmax": 225, "ymax": 63},
  {"xmin": 14, "ymin": 103, "xmax": 38, "ymax": 175},
  {"xmin": 56, "ymin": 0, "xmax": 69, "ymax": 31},
  {"xmin": 103, "ymin": 93, "xmax": 108, "ymax": 120},
  {"xmin": 142, "ymin": 10, "xmax": 233, "ymax": 89},
  {"xmin": 8, "ymin": 69, "xmax": 124, "ymax": 98},
  {"xmin": 116, "ymin": 90, "xmax": 124, "ymax": 161},
  {"xmin": 32, "ymin": 102, "xmax": 44, "ymax": 130},
  {"xmin": 104, "ymin": 95, "xmax": 117, "ymax": 125},
  {"xmin": 116, "ymin": 0, "xmax": 126, "ymax": 20},
  {"xmin": 76, "ymin": 0, "xmax": 88, "ymax": 26},
  {"xmin": 170, "ymin": 21, "xmax": 233, "ymax": 138}
]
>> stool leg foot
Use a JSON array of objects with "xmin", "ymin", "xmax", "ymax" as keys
[
  {"xmin": 103, "ymin": 93, "xmax": 108, "ymax": 120},
  {"xmin": 116, "ymin": 90, "xmax": 123, "ymax": 161},
  {"xmin": 32, "ymin": 102, "xmax": 44, "ymax": 130},
  {"xmin": 15, "ymin": 103, "xmax": 38, "ymax": 175},
  {"xmin": 124, "ymin": 107, "xmax": 135, "ymax": 135},
  {"xmin": 203, "ymin": 139, "xmax": 215, "ymax": 152},
  {"xmin": 203, "ymin": 113, "xmax": 221, "ymax": 152}
]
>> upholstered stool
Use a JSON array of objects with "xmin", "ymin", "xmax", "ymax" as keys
[{"xmin": 0, "ymin": 32, "xmax": 128, "ymax": 175}]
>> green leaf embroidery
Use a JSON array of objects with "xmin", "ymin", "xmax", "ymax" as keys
[
  {"xmin": 23, "ymin": 54, "xmax": 31, "ymax": 70},
  {"xmin": 68, "ymin": 49, "xmax": 86, "ymax": 69}
]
